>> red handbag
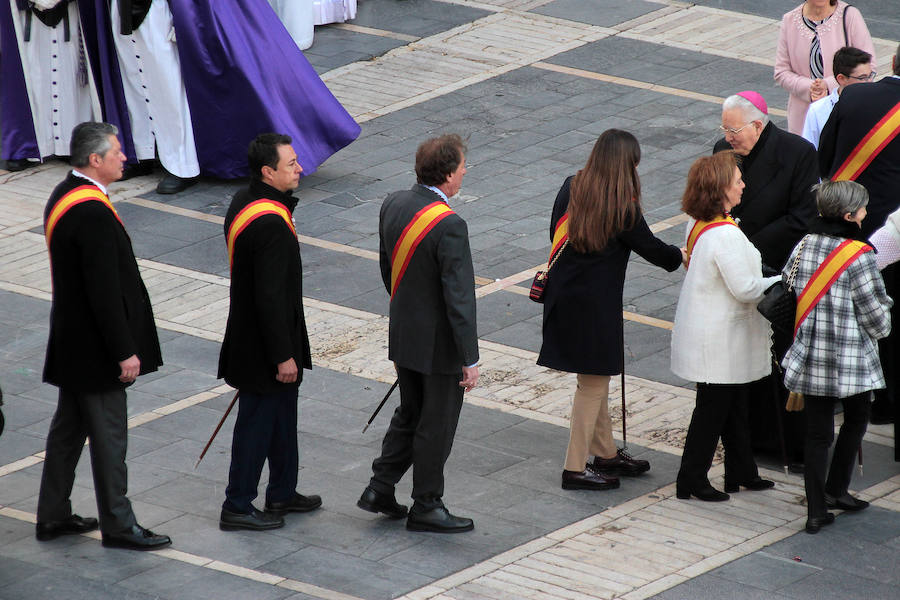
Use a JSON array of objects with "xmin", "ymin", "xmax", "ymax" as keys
[{"xmin": 529, "ymin": 240, "xmax": 567, "ymax": 303}]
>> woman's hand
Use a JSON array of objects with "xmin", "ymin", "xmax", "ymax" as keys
[
  {"xmin": 680, "ymin": 247, "xmax": 689, "ymax": 269},
  {"xmin": 810, "ymin": 78, "xmax": 827, "ymax": 102}
]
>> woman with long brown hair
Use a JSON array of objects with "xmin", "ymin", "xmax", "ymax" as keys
[{"xmin": 538, "ymin": 129, "xmax": 684, "ymax": 491}]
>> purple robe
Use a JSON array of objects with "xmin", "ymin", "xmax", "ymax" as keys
[
  {"xmin": 81, "ymin": 0, "xmax": 360, "ymax": 178},
  {"xmin": 0, "ymin": 0, "xmax": 40, "ymax": 161}
]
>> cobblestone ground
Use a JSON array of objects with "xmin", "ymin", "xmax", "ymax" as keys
[{"xmin": 1, "ymin": 1, "xmax": 899, "ymax": 599}]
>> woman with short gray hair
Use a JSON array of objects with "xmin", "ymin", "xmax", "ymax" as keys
[{"xmin": 781, "ymin": 179, "xmax": 891, "ymax": 534}]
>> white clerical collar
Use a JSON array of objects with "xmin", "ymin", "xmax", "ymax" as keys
[
  {"xmin": 71, "ymin": 169, "xmax": 108, "ymax": 195},
  {"xmin": 423, "ymin": 185, "xmax": 448, "ymax": 203}
]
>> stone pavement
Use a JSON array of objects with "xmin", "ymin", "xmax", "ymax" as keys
[{"xmin": 1, "ymin": 1, "xmax": 899, "ymax": 599}]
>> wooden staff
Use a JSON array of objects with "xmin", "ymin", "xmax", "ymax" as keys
[{"xmin": 195, "ymin": 390, "xmax": 239, "ymax": 469}]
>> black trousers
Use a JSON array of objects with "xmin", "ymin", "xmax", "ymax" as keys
[
  {"xmin": 37, "ymin": 387, "xmax": 137, "ymax": 534},
  {"xmin": 874, "ymin": 263, "xmax": 900, "ymax": 458},
  {"xmin": 804, "ymin": 392, "xmax": 870, "ymax": 518},
  {"xmin": 369, "ymin": 366, "xmax": 463, "ymax": 510},
  {"xmin": 224, "ymin": 388, "xmax": 299, "ymax": 514},
  {"xmin": 677, "ymin": 382, "xmax": 760, "ymax": 489}
]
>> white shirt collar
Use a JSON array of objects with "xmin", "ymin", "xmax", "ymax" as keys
[
  {"xmin": 423, "ymin": 185, "xmax": 448, "ymax": 203},
  {"xmin": 71, "ymin": 169, "xmax": 108, "ymax": 195}
]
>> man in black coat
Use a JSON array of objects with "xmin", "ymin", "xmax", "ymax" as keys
[
  {"xmin": 218, "ymin": 133, "xmax": 319, "ymax": 531},
  {"xmin": 357, "ymin": 134, "xmax": 480, "ymax": 533},
  {"xmin": 714, "ymin": 91, "xmax": 819, "ymax": 463},
  {"xmin": 37, "ymin": 121, "xmax": 170, "ymax": 551},
  {"xmin": 714, "ymin": 91, "xmax": 819, "ymax": 271},
  {"xmin": 820, "ymin": 45, "xmax": 900, "ymax": 442}
]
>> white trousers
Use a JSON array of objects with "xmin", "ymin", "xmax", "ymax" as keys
[
  {"xmin": 14, "ymin": 1, "xmax": 97, "ymax": 158},
  {"xmin": 110, "ymin": 0, "xmax": 199, "ymax": 177}
]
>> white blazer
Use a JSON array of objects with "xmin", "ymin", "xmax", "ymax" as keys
[{"xmin": 671, "ymin": 220, "xmax": 780, "ymax": 384}]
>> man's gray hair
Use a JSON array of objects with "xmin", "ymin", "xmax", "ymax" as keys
[
  {"xmin": 815, "ymin": 179, "xmax": 869, "ymax": 218},
  {"xmin": 70, "ymin": 122, "xmax": 118, "ymax": 168},
  {"xmin": 722, "ymin": 94, "xmax": 770, "ymax": 127}
]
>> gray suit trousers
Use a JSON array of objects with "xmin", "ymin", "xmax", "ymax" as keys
[{"xmin": 37, "ymin": 387, "xmax": 137, "ymax": 534}]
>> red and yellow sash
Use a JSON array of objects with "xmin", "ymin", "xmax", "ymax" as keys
[
  {"xmin": 685, "ymin": 215, "xmax": 737, "ymax": 266},
  {"xmin": 794, "ymin": 239, "xmax": 872, "ymax": 336},
  {"xmin": 389, "ymin": 201, "xmax": 454, "ymax": 298},
  {"xmin": 226, "ymin": 199, "xmax": 296, "ymax": 270},
  {"xmin": 45, "ymin": 185, "xmax": 123, "ymax": 248},
  {"xmin": 832, "ymin": 100, "xmax": 900, "ymax": 181},
  {"xmin": 546, "ymin": 213, "xmax": 569, "ymax": 265}
]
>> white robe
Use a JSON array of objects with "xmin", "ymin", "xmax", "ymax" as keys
[
  {"xmin": 9, "ymin": 0, "xmax": 99, "ymax": 159},
  {"xmin": 268, "ymin": 0, "xmax": 314, "ymax": 50},
  {"xmin": 313, "ymin": 0, "xmax": 356, "ymax": 25},
  {"xmin": 110, "ymin": 0, "xmax": 199, "ymax": 178}
]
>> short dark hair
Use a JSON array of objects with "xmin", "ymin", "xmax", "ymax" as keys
[
  {"xmin": 415, "ymin": 134, "xmax": 466, "ymax": 187},
  {"xmin": 70, "ymin": 122, "xmax": 118, "ymax": 167},
  {"xmin": 248, "ymin": 133, "xmax": 292, "ymax": 181},
  {"xmin": 832, "ymin": 46, "xmax": 872, "ymax": 78},
  {"xmin": 894, "ymin": 43, "xmax": 900, "ymax": 76},
  {"xmin": 682, "ymin": 151, "xmax": 738, "ymax": 222}
]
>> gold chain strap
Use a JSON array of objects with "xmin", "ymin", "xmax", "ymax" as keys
[{"xmin": 786, "ymin": 235, "xmax": 808, "ymax": 291}]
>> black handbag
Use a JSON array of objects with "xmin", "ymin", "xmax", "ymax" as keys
[{"xmin": 758, "ymin": 236, "xmax": 806, "ymax": 336}]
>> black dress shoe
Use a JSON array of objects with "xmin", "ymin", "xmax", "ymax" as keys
[
  {"xmin": 407, "ymin": 506, "xmax": 474, "ymax": 533},
  {"xmin": 101, "ymin": 524, "xmax": 171, "ymax": 550},
  {"xmin": 4, "ymin": 158, "xmax": 33, "ymax": 172},
  {"xmin": 156, "ymin": 173, "xmax": 198, "ymax": 195},
  {"xmin": 825, "ymin": 493, "xmax": 869, "ymax": 511},
  {"xmin": 724, "ymin": 477, "xmax": 775, "ymax": 493},
  {"xmin": 592, "ymin": 448, "xmax": 650, "ymax": 476},
  {"xmin": 357, "ymin": 486, "xmax": 408, "ymax": 519},
  {"xmin": 36, "ymin": 514, "xmax": 99, "ymax": 541},
  {"xmin": 265, "ymin": 492, "xmax": 322, "ymax": 515},
  {"xmin": 562, "ymin": 467, "xmax": 620, "ymax": 490},
  {"xmin": 220, "ymin": 507, "xmax": 284, "ymax": 531},
  {"xmin": 676, "ymin": 484, "xmax": 730, "ymax": 502},
  {"xmin": 805, "ymin": 512, "xmax": 835, "ymax": 534}
]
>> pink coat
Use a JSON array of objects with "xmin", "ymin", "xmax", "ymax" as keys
[{"xmin": 774, "ymin": 1, "xmax": 875, "ymax": 134}]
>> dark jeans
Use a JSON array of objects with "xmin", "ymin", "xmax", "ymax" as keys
[
  {"xmin": 224, "ymin": 388, "xmax": 299, "ymax": 514},
  {"xmin": 677, "ymin": 382, "xmax": 760, "ymax": 490},
  {"xmin": 37, "ymin": 387, "xmax": 137, "ymax": 534},
  {"xmin": 369, "ymin": 367, "xmax": 463, "ymax": 511},
  {"xmin": 804, "ymin": 392, "xmax": 870, "ymax": 518}
]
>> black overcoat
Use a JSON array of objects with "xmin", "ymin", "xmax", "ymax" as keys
[
  {"xmin": 218, "ymin": 180, "xmax": 312, "ymax": 394},
  {"xmin": 537, "ymin": 177, "xmax": 682, "ymax": 376},
  {"xmin": 379, "ymin": 185, "xmax": 479, "ymax": 375},
  {"xmin": 714, "ymin": 122, "xmax": 818, "ymax": 270},
  {"xmin": 43, "ymin": 173, "xmax": 162, "ymax": 392},
  {"xmin": 819, "ymin": 76, "xmax": 900, "ymax": 237}
]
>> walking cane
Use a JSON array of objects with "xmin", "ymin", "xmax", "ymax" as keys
[
  {"xmin": 621, "ymin": 343, "xmax": 627, "ymax": 449},
  {"xmin": 769, "ymin": 354, "xmax": 790, "ymax": 475},
  {"xmin": 195, "ymin": 390, "xmax": 239, "ymax": 469},
  {"xmin": 858, "ymin": 443, "xmax": 864, "ymax": 476},
  {"xmin": 362, "ymin": 379, "xmax": 399, "ymax": 433}
]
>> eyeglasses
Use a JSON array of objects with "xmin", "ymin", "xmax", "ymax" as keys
[
  {"xmin": 846, "ymin": 71, "xmax": 876, "ymax": 82},
  {"xmin": 718, "ymin": 123, "xmax": 754, "ymax": 136}
]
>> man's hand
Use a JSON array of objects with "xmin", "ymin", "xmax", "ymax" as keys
[
  {"xmin": 459, "ymin": 365, "xmax": 479, "ymax": 393},
  {"xmin": 276, "ymin": 358, "xmax": 298, "ymax": 383},
  {"xmin": 118, "ymin": 354, "xmax": 140, "ymax": 383}
]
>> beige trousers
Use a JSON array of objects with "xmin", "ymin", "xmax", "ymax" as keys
[{"xmin": 564, "ymin": 374, "xmax": 618, "ymax": 471}]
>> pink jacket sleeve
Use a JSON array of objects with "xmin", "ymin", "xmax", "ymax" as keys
[{"xmin": 774, "ymin": 10, "xmax": 813, "ymax": 100}]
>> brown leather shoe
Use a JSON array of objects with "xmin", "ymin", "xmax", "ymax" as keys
[
  {"xmin": 562, "ymin": 468, "xmax": 620, "ymax": 490},
  {"xmin": 592, "ymin": 448, "xmax": 650, "ymax": 475}
]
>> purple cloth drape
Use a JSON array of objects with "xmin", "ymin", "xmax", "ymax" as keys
[
  {"xmin": 0, "ymin": 0, "xmax": 39, "ymax": 161},
  {"xmin": 78, "ymin": 0, "xmax": 139, "ymax": 163},
  {"xmin": 168, "ymin": 0, "xmax": 360, "ymax": 178}
]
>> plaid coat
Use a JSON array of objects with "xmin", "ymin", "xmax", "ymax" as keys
[{"xmin": 782, "ymin": 232, "xmax": 892, "ymax": 397}]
